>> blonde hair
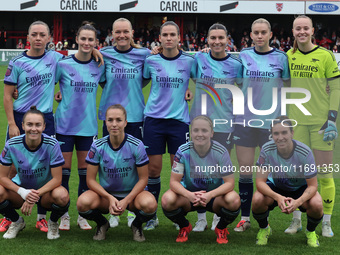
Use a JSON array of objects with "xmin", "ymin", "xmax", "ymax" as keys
[
  {"xmin": 28, "ymin": 21, "xmax": 50, "ymax": 35},
  {"xmin": 191, "ymin": 115, "xmax": 213, "ymax": 132},
  {"xmin": 291, "ymin": 15, "xmax": 313, "ymax": 54},
  {"xmin": 112, "ymin": 18, "xmax": 141, "ymax": 49},
  {"xmin": 251, "ymin": 18, "xmax": 271, "ymax": 32}
]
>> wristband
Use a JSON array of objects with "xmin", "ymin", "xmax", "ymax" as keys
[{"xmin": 17, "ymin": 187, "xmax": 30, "ymax": 200}]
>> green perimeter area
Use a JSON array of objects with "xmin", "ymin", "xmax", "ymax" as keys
[{"xmin": 0, "ymin": 65, "xmax": 339, "ymax": 254}]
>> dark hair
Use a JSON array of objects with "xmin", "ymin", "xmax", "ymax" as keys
[
  {"xmin": 271, "ymin": 115, "xmax": 294, "ymax": 133},
  {"xmin": 77, "ymin": 21, "xmax": 97, "ymax": 37},
  {"xmin": 28, "ymin": 20, "xmax": 50, "ymax": 35},
  {"xmin": 105, "ymin": 104, "xmax": 127, "ymax": 120},
  {"xmin": 208, "ymin": 23, "xmax": 228, "ymax": 37},
  {"xmin": 160, "ymin": 21, "xmax": 180, "ymax": 35},
  {"xmin": 23, "ymin": 106, "xmax": 45, "ymax": 123}
]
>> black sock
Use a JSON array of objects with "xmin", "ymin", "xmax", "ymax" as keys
[
  {"xmin": 162, "ymin": 207, "xmax": 189, "ymax": 228},
  {"xmin": 216, "ymin": 207, "xmax": 240, "ymax": 229},
  {"xmin": 307, "ymin": 214, "xmax": 323, "ymax": 232},
  {"xmin": 147, "ymin": 177, "xmax": 161, "ymax": 203},
  {"xmin": 78, "ymin": 168, "xmax": 88, "ymax": 197},
  {"xmin": 239, "ymin": 178, "xmax": 253, "ymax": 217},
  {"xmin": 50, "ymin": 201, "xmax": 70, "ymax": 222},
  {"xmin": 0, "ymin": 200, "xmax": 19, "ymax": 222},
  {"xmin": 252, "ymin": 210, "xmax": 269, "ymax": 229},
  {"xmin": 37, "ymin": 204, "xmax": 47, "ymax": 215},
  {"xmin": 61, "ymin": 168, "xmax": 71, "ymax": 192},
  {"xmin": 132, "ymin": 210, "xmax": 156, "ymax": 228},
  {"xmin": 79, "ymin": 209, "xmax": 107, "ymax": 227}
]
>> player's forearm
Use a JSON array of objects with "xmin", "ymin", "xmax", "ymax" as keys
[
  {"xmin": 256, "ymin": 179, "xmax": 280, "ymax": 201},
  {"xmin": 0, "ymin": 176, "xmax": 20, "ymax": 193},
  {"xmin": 87, "ymin": 178, "xmax": 112, "ymax": 200},
  {"xmin": 124, "ymin": 177, "xmax": 147, "ymax": 205},
  {"xmin": 170, "ymin": 180, "xmax": 192, "ymax": 198},
  {"xmin": 328, "ymin": 77, "xmax": 340, "ymax": 111},
  {"xmin": 3, "ymin": 94, "xmax": 15, "ymax": 125},
  {"xmin": 296, "ymin": 185, "xmax": 317, "ymax": 206},
  {"xmin": 208, "ymin": 176, "xmax": 234, "ymax": 198},
  {"xmin": 38, "ymin": 177, "xmax": 61, "ymax": 196}
]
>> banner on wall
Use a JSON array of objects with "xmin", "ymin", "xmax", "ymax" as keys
[
  {"xmin": 306, "ymin": 2, "xmax": 340, "ymax": 15},
  {"xmin": 4, "ymin": 0, "xmax": 304, "ymax": 14}
]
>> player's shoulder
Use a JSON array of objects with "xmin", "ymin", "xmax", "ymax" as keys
[
  {"xmin": 294, "ymin": 140, "xmax": 312, "ymax": 156},
  {"xmin": 7, "ymin": 135, "xmax": 25, "ymax": 146},
  {"xmin": 46, "ymin": 49, "xmax": 64, "ymax": 59},
  {"xmin": 126, "ymin": 134, "xmax": 143, "ymax": 147},
  {"xmin": 211, "ymin": 140, "xmax": 228, "ymax": 155},
  {"xmin": 11, "ymin": 52, "xmax": 26, "ymax": 63},
  {"xmin": 181, "ymin": 51, "xmax": 195, "ymax": 60},
  {"xmin": 179, "ymin": 141, "xmax": 192, "ymax": 152},
  {"xmin": 262, "ymin": 140, "xmax": 277, "ymax": 153},
  {"xmin": 42, "ymin": 134, "xmax": 59, "ymax": 147},
  {"xmin": 93, "ymin": 136, "xmax": 109, "ymax": 148},
  {"xmin": 58, "ymin": 55, "xmax": 73, "ymax": 63},
  {"xmin": 100, "ymin": 46, "xmax": 114, "ymax": 53},
  {"xmin": 315, "ymin": 46, "xmax": 336, "ymax": 60},
  {"xmin": 229, "ymin": 53, "xmax": 242, "ymax": 64},
  {"xmin": 273, "ymin": 48, "xmax": 288, "ymax": 58}
]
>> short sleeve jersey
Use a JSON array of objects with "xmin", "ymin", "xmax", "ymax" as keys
[
  {"xmin": 256, "ymin": 139, "xmax": 316, "ymax": 191},
  {"xmin": 235, "ymin": 48, "xmax": 290, "ymax": 129},
  {"xmin": 143, "ymin": 51, "xmax": 196, "ymax": 124},
  {"xmin": 172, "ymin": 140, "xmax": 233, "ymax": 192},
  {"xmin": 4, "ymin": 50, "xmax": 63, "ymax": 113},
  {"xmin": 55, "ymin": 55, "xmax": 105, "ymax": 136},
  {"xmin": 86, "ymin": 134, "xmax": 149, "ymax": 197},
  {"xmin": 0, "ymin": 134, "xmax": 65, "ymax": 189},
  {"xmin": 287, "ymin": 46, "xmax": 340, "ymax": 125},
  {"xmin": 190, "ymin": 52, "xmax": 243, "ymax": 133},
  {"xmin": 98, "ymin": 46, "xmax": 150, "ymax": 122}
]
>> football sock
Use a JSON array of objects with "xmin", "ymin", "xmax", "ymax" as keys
[
  {"xmin": 0, "ymin": 200, "xmax": 19, "ymax": 222},
  {"xmin": 163, "ymin": 207, "xmax": 189, "ymax": 229},
  {"xmin": 253, "ymin": 210, "xmax": 269, "ymax": 229},
  {"xmin": 147, "ymin": 176, "xmax": 161, "ymax": 202},
  {"xmin": 239, "ymin": 177, "xmax": 253, "ymax": 217},
  {"xmin": 216, "ymin": 207, "xmax": 240, "ymax": 229},
  {"xmin": 307, "ymin": 215, "xmax": 323, "ymax": 232},
  {"xmin": 78, "ymin": 168, "xmax": 88, "ymax": 197},
  {"xmin": 79, "ymin": 209, "xmax": 107, "ymax": 227}
]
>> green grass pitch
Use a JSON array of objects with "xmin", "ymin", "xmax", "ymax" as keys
[{"xmin": 0, "ymin": 65, "xmax": 339, "ymax": 254}]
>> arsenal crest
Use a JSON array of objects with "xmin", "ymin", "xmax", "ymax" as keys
[{"xmin": 276, "ymin": 3, "xmax": 283, "ymax": 12}]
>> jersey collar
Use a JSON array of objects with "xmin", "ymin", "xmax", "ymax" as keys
[
  {"xmin": 297, "ymin": 45, "xmax": 319, "ymax": 55},
  {"xmin": 160, "ymin": 50, "xmax": 182, "ymax": 61},
  {"xmin": 108, "ymin": 133, "xmax": 128, "ymax": 151},
  {"xmin": 23, "ymin": 135, "xmax": 44, "ymax": 152},
  {"xmin": 114, "ymin": 46, "xmax": 133, "ymax": 53}
]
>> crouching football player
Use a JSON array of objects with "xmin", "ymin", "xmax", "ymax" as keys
[
  {"xmin": 161, "ymin": 116, "xmax": 240, "ymax": 243},
  {"xmin": 252, "ymin": 116, "xmax": 323, "ymax": 247}
]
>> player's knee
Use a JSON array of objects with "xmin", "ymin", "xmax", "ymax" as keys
[
  {"xmin": 161, "ymin": 190, "xmax": 177, "ymax": 210},
  {"xmin": 308, "ymin": 195, "xmax": 323, "ymax": 215},
  {"xmin": 0, "ymin": 186, "xmax": 7, "ymax": 202},
  {"xmin": 138, "ymin": 192, "xmax": 157, "ymax": 213},
  {"xmin": 252, "ymin": 191, "xmax": 265, "ymax": 211},
  {"xmin": 224, "ymin": 191, "xmax": 240, "ymax": 210},
  {"xmin": 76, "ymin": 193, "xmax": 91, "ymax": 212},
  {"xmin": 52, "ymin": 186, "xmax": 69, "ymax": 206}
]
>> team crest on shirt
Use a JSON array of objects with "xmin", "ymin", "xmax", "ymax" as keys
[
  {"xmin": 91, "ymin": 73, "xmax": 98, "ymax": 77},
  {"xmin": 5, "ymin": 65, "xmax": 12, "ymax": 76},
  {"xmin": 1, "ymin": 148, "xmax": 7, "ymax": 158},
  {"xmin": 45, "ymin": 64, "xmax": 52, "ymax": 68},
  {"xmin": 276, "ymin": 3, "xmax": 283, "ymax": 12},
  {"xmin": 88, "ymin": 147, "xmax": 96, "ymax": 159},
  {"xmin": 178, "ymin": 69, "xmax": 186, "ymax": 74}
]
